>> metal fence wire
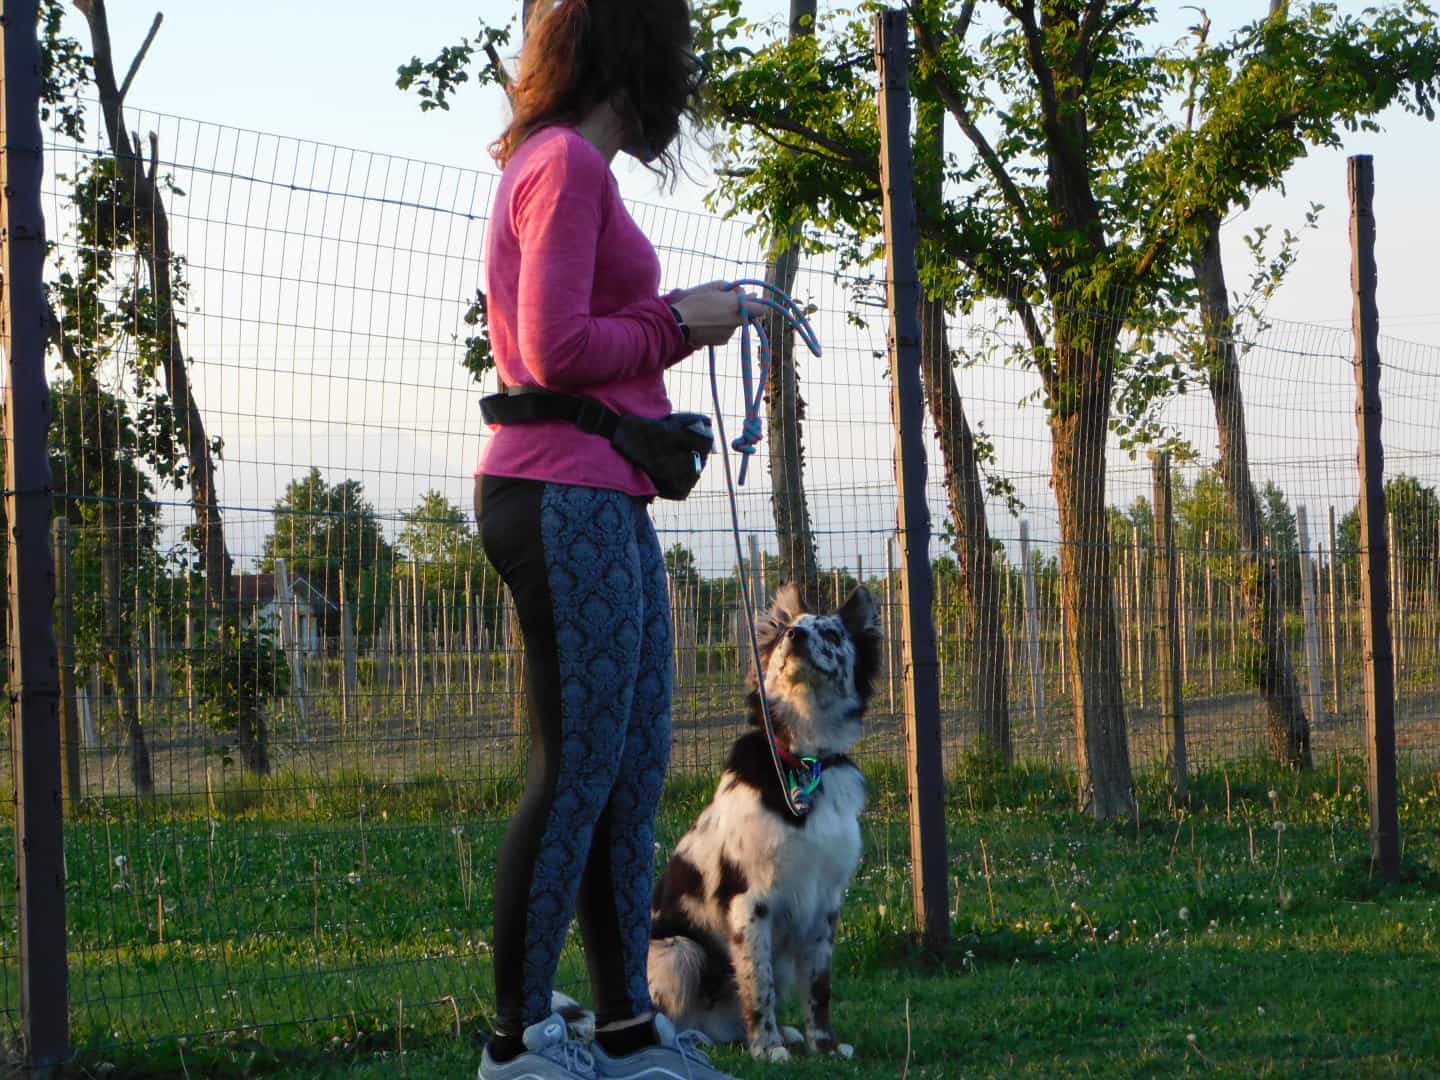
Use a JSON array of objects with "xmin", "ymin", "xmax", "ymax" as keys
[{"xmin": 1, "ymin": 109, "xmax": 1436, "ymax": 1054}]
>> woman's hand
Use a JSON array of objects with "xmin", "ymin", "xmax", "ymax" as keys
[{"xmin": 672, "ymin": 283, "xmax": 747, "ymax": 348}]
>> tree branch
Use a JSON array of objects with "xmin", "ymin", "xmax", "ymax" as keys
[
  {"xmin": 117, "ymin": 12, "xmax": 162, "ymax": 105},
  {"xmin": 721, "ymin": 102, "xmax": 879, "ymax": 183},
  {"xmin": 909, "ymin": 11, "xmax": 1033, "ymax": 231}
]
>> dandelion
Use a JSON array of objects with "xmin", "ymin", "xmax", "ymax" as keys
[
  {"xmin": 1186, "ymin": 1033, "xmax": 1198, "ymax": 1045},
  {"xmin": 346, "ymin": 871, "xmax": 362, "ymax": 885},
  {"xmin": 1274, "ymin": 820, "xmax": 1287, "ymax": 833},
  {"xmin": 1257, "ymin": 1006, "xmax": 1266, "ymax": 1016},
  {"xmin": 1179, "ymin": 907, "xmax": 1191, "ymax": 923},
  {"xmin": 113, "ymin": 854, "xmax": 127, "ymax": 869}
]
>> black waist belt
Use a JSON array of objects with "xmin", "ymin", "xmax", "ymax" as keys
[
  {"xmin": 479, "ymin": 385, "xmax": 622, "ymax": 438},
  {"xmin": 480, "ymin": 385, "xmax": 714, "ymax": 502}
]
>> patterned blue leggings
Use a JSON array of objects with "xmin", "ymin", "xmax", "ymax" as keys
[{"xmin": 476, "ymin": 475, "xmax": 672, "ymax": 1036}]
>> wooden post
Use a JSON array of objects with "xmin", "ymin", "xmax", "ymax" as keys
[
  {"xmin": 1204, "ymin": 531, "xmax": 1216, "ymax": 695},
  {"xmin": 411, "ymin": 559, "xmax": 424, "ymax": 730},
  {"xmin": 877, "ymin": 7, "xmax": 949, "ymax": 950},
  {"xmin": 1388, "ymin": 510, "xmax": 1403, "ymax": 694},
  {"xmin": 1297, "ymin": 507, "xmax": 1326, "ymax": 727},
  {"xmin": 1019, "ymin": 521, "xmax": 1045, "ymax": 736},
  {"xmin": 274, "ymin": 558, "xmax": 308, "ymax": 725},
  {"xmin": 1349, "ymin": 154, "xmax": 1400, "ymax": 882},
  {"xmin": 3, "ymin": 1, "xmax": 71, "ymax": 1058},
  {"xmin": 1152, "ymin": 453, "xmax": 1186, "ymax": 801},
  {"xmin": 464, "ymin": 569, "xmax": 477, "ymax": 716},
  {"xmin": 339, "ymin": 574, "xmax": 358, "ymax": 736},
  {"xmin": 885, "ymin": 537, "xmax": 899, "ymax": 714},
  {"xmin": 53, "ymin": 518, "xmax": 82, "ymax": 806},
  {"xmin": 1328, "ymin": 506, "xmax": 1343, "ymax": 715},
  {"xmin": 1132, "ymin": 524, "xmax": 1147, "ymax": 709},
  {"xmin": 1179, "ymin": 551, "xmax": 1191, "ymax": 689}
]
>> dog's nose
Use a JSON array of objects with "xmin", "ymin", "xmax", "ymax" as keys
[{"xmin": 785, "ymin": 625, "xmax": 806, "ymax": 641}]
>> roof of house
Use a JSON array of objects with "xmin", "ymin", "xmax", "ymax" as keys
[{"xmin": 230, "ymin": 572, "xmax": 338, "ymax": 613}]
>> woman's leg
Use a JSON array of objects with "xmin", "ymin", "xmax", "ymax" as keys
[
  {"xmin": 575, "ymin": 502, "xmax": 673, "ymax": 1029},
  {"xmin": 477, "ymin": 476, "xmax": 646, "ymax": 1048}
]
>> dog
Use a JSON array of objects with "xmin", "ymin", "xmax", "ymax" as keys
[{"xmin": 647, "ymin": 583, "xmax": 881, "ymax": 1061}]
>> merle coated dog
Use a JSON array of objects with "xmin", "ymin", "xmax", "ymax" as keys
[{"xmin": 648, "ymin": 583, "xmax": 881, "ymax": 1061}]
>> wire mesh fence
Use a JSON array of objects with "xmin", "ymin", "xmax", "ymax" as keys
[{"xmin": 1, "ymin": 106, "xmax": 1436, "ymax": 1054}]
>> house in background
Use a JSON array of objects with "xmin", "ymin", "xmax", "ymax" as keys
[{"xmin": 230, "ymin": 573, "xmax": 337, "ymax": 656}]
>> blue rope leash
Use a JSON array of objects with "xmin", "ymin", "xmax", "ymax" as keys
[
  {"xmin": 707, "ymin": 279, "xmax": 822, "ymax": 816},
  {"xmin": 722, "ymin": 280, "xmax": 821, "ymax": 485}
]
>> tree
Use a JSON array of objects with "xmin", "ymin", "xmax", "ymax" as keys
[
  {"xmin": 69, "ymin": 0, "xmax": 237, "ymax": 612},
  {"xmin": 687, "ymin": 0, "xmax": 1440, "ymax": 813},
  {"xmin": 261, "ymin": 469, "xmax": 393, "ymax": 610},
  {"xmin": 1336, "ymin": 474, "xmax": 1439, "ymax": 601}
]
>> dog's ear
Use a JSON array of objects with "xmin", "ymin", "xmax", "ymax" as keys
[
  {"xmin": 755, "ymin": 582, "xmax": 805, "ymax": 650},
  {"xmin": 840, "ymin": 586, "xmax": 883, "ymax": 705},
  {"xmin": 838, "ymin": 586, "xmax": 880, "ymax": 639}
]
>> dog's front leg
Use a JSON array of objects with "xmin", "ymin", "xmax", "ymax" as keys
[
  {"xmin": 731, "ymin": 897, "xmax": 788, "ymax": 1061},
  {"xmin": 803, "ymin": 909, "xmax": 853, "ymax": 1058}
]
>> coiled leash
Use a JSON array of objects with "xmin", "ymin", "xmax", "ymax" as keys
[{"xmin": 707, "ymin": 280, "xmax": 824, "ymax": 818}]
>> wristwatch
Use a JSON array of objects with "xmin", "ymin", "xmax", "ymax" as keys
[{"xmin": 668, "ymin": 303, "xmax": 691, "ymax": 345}]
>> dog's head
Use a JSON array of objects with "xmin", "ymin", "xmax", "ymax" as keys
[{"xmin": 747, "ymin": 583, "xmax": 882, "ymax": 757}]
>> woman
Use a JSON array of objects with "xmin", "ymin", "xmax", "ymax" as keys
[{"xmin": 475, "ymin": 2, "xmax": 744, "ymax": 1078}]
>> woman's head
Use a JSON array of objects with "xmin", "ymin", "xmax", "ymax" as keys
[{"xmin": 492, "ymin": 0, "xmax": 702, "ymax": 181}]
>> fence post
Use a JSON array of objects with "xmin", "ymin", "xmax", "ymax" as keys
[
  {"xmin": 1204, "ymin": 530, "xmax": 1216, "ymax": 694},
  {"xmin": 1296, "ymin": 507, "xmax": 1325, "ymax": 727},
  {"xmin": 1019, "ymin": 521, "xmax": 1045, "ymax": 736},
  {"xmin": 2, "ymin": 0, "xmax": 71, "ymax": 1062},
  {"xmin": 1349, "ymin": 153, "xmax": 1400, "ymax": 882},
  {"xmin": 274, "ymin": 558, "xmax": 308, "ymax": 726},
  {"xmin": 53, "ymin": 518, "xmax": 82, "ymax": 805},
  {"xmin": 1151, "ymin": 453, "xmax": 1187, "ymax": 802},
  {"xmin": 876, "ymin": 6, "xmax": 948, "ymax": 951},
  {"xmin": 339, "ymin": 574, "xmax": 358, "ymax": 736},
  {"xmin": 1328, "ymin": 506, "xmax": 1343, "ymax": 714}
]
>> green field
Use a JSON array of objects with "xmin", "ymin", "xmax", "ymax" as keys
[{"xmin": 11, "ymin": 755, "xmax": 1440, "ymax": 1078}]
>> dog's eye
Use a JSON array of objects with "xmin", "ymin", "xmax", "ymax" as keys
[{"xmin": 820, "ymin": 626, "xmax": 843, "ymax": 645}]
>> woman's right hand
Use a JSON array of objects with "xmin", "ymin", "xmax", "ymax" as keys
[{"xmin": 672, "ymin": 284, "xmax": 747, "ymax": 348}]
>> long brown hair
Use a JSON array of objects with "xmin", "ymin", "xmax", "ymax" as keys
[{"xmin": 491, "ymin": 0, "xmax": 701, "ymax": 182}]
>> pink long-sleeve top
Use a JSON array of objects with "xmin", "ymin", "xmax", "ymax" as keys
[{"xmin": 478, "ymin": 126, "xmax": 694, "ymax": 496}]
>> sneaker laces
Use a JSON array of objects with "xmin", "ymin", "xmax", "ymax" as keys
[
  {"xmin": 537, "ymin": 1035, "xmax": 596, "ymax": 1078},
  {"xmin": 674, "ymin": 1027, "xmax": 716, "ymax": 1068}
]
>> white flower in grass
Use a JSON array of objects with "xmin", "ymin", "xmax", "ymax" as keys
[
  {"xmin": 1179, "ymin": 907, "xmax": 1191, "ymax": 923},
  {"xmin": 346, "ymin": 870, "xmax": 362, "ymax": 885},
  {"xmin": 1274, "ymin": 821, "xmax": 1287, "ymax": 833},
  {"xmin": 113, "ymin": 855, "xmax": 127, "ymax": 869}
]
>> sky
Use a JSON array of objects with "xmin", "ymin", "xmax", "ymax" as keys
[
  {"xmin": 73, "ymin": 0, "xmax": 1440, "ymax": 346},
  {"xmin": 48, "ymin": 1, "xmax": 1440, "ymax": 576}
]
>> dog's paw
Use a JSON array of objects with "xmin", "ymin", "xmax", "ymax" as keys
[
  {"xmin": 780, "ymin": 1026, "xmax": 805, "ymax": 1046},
  {"xmin": 549, "ymin": 991, "xmax": 594, "ymax": 1042},
  {"xmin": 809, "ymin": 1034, "xmax": 856, "ymax": 1058},
  {"xmin": 751, "ymin": 1044, "xmax": 792, "ymax": 1063}
]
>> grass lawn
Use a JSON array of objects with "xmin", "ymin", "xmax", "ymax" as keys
[{"xmin": 25, "ymin": 755, "xmax": 1440, "ymax": 1078}]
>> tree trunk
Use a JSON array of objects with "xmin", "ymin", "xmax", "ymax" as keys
[
  {"xmin": 919, "ymin": 297, "xmax": 1012, "ymax": 762},
  {"xmin": 762, "ymin": 237, "xmax": 822, "ymax": 609},
  {"xmin": 236, "ymin": 708, "xmax": 271, "ymax": 776},
  {"xmin": 1049, "ymin": 327, "xmax": 1133, "ymax": 818},
  {"xmin": 77, "ymin": 0, "xmax": 236, "ymax": 614},
  {"xmin": 1193, "ymin": 212, "xmax": 1312, "ymax": 767},
  {"xmin": 100, "ymin": 506, "xmax": 153, "ymax": 793},
  {"xmin": 760, "ymin": 0, "xmax": 822, "ymax": 610}
]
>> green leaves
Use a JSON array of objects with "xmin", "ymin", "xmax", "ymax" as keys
[{"xmin": 395, "ymin": 20, "xmax": 515, "ymax": 110}]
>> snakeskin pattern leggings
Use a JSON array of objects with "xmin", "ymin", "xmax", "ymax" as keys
[{"xmin": 476, "ymin": 474, "xmax": 673, "ymax": 1037}]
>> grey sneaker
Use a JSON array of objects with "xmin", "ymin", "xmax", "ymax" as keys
[
  {"xmin": 591, "ymin": 1014, "xmax": 738, "ymax": 1079},
  {"xmin": 479, "ymin": 1012, "xmax": 598, "ymax": 1080}
]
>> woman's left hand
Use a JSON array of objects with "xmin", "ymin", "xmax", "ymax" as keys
[{"xmin": 671, "ymin": 280, "xmax": 730, "ymax": 300}]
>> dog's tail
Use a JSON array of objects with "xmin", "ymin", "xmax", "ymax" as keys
[{"xmin": 646, "ymin": 935, "xmax": 709, "ymax": 1024}]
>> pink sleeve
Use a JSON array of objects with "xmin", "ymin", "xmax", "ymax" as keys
[{"xmin": 511, "ymin": 138, "xmax": 685, "ymax": 389}]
